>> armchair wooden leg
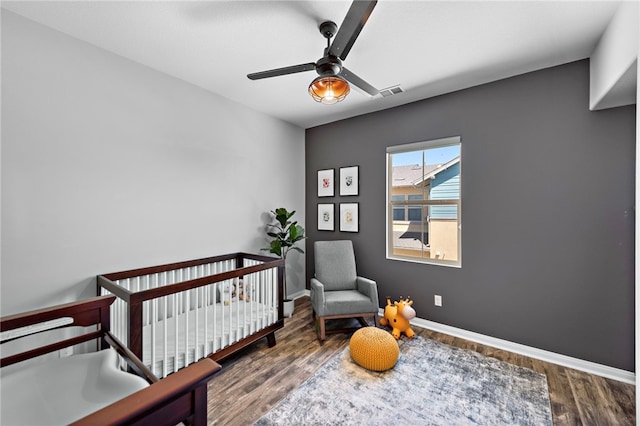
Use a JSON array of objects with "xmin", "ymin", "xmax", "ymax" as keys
[
  {"xmin": 319, "ymin": 318, "xmax": 326, "ymax": 341},
  {"xmin": 312, "ymin": 311, "xmax": 326, "ymax": 341},
  {"xmin": 357, "ymin": 317, "xmax": 370, "ymax": 328}
]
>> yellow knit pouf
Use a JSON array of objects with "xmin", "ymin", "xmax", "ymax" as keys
[{"xmin": 349, "ymin": 327, "xmax": 399, "ymax": 371}]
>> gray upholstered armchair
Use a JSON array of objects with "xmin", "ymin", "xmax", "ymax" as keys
[{"xmin": 310, "ymin": 240, "xmax": 379, "ymax": 341}]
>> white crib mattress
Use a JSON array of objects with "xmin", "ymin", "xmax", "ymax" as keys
[
  {"xmin": 1, "ymin": 348, "xmax": 149, "ymax": 426},
  {"xmin": 142, "ymin": 299, "xmax": 276, "ymax": 377}
]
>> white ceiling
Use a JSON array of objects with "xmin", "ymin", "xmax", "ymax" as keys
[{"xmin": 2, "ymin": 1, "xmax": 623, "ymax": 129}]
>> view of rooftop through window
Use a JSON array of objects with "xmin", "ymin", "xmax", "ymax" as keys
[{"xmin": 387, "ymin": 138, "xmax": 461, "ymax": 267}]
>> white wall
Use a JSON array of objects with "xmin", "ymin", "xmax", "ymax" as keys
[{"xmin": 1, "ymin": 11, "xmax": 306, "ymax": 315}]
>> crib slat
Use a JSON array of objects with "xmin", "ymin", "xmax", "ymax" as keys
[
  {"xmin": 184, "ymin": 289, "xmax": 189, "ymax": 369},
  {"xmin": 273, "ymin": 267, "xmax": 277, "ymax": 323},
  {"xmin": 150, "ymin": 299, "xmax": 156, "ymax": 377},
  {"xmin": 173, "ymin": 293, "xmax": 178, "ymax": 374},
  {"xmin": 204, "ymin": 285, "xmax": 209, "ymax": 356},
  {"xmin": 242, "ymin": 277, "xmax": 247, "ymax": 338},
  {"xmin": 163, "ymin": 293, "xmax": 168, "ymax": 379},
  {"xmin": 194, "ymin": 287, "xmax": 199, "ymax": 362},
  {"xmin": 213, "ymin": 261, "xmax": 219, "ymax": 353},
  {"xmin": 236, "ymin": 278, "xmax": 241, "ymax": 340},
  {"xmin": 222, "ymin": 280, "xmax": 227, "ymax": 348}
]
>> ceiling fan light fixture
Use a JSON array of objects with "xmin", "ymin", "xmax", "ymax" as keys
[{"xmin": 308, "ymin": 76, "xmax": 350, "ymax": 105}]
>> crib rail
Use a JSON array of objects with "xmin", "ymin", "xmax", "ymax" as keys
[{"xmin": 98, "ymin": 253, "xmax": 285, "ymax": 378}]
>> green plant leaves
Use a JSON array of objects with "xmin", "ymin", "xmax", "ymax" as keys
[
  {"xmin": 269, "ymin": 239, "xmax": 283, "ymax": 257},
  {"xmin": 262, "ymin": 207, "xmax": 306, "ymax": 259}
]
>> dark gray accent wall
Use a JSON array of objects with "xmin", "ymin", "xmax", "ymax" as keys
[{"xmin": 305, "ymin": 60, "xmax": 636, "ymax": 371}]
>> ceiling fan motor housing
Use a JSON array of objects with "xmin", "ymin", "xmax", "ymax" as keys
[{"xmin": 316, "ymin": 55, "xmax": 343, "ymax": 77}]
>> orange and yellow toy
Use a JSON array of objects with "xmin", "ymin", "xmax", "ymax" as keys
[{"xmin": 380, "ymin": 296, "xmax": 417, "ymax": 339}]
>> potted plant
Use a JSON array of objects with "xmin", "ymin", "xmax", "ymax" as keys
[{"xmin": 263, "ymin": 207, "xmax": 306, "ymax": 317}]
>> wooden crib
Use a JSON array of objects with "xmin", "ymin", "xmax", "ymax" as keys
[
  {"xmin": 98, "ymin": 252, "xmax": 285, "ymax": 378},
  {"xmin": 0, "ymin": 295, "xmax": 220, "ymax": 425}
]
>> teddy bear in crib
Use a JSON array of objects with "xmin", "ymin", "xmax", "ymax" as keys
[
  {"xmin": 380, "ymin": 296, "xmax": 417, "ymax": 339},
  {"xmin": 232, "ymin": 279, "xmax": 250, "ymax": 302}
]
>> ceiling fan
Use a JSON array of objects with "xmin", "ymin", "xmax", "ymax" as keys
[{"xmin": 247, "ymin": 0, "xmax": 379, "ymax": 105}]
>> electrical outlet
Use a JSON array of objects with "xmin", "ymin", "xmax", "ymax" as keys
[{"xmin": 434, "ymin": 295, "xmax": 443, "ymax": 307}]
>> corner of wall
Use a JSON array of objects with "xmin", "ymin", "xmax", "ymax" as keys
[{"xmin": 589, "ymin": 1, "xmax": 639, "ymax": 110}]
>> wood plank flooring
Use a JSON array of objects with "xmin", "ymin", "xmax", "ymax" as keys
[{"xmin": 207, "ymin": 297, "xmax": 635, "ymax": 425}]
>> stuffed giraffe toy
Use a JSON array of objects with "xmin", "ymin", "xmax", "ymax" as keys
[{"xmin": 380, "ymin": 296, "xmax": 416, "ymax": 339}]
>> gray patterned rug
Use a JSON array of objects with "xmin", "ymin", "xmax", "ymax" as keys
[{"xmin": 255, "ymin": 335, "xmax": 552, "ymax": 425}]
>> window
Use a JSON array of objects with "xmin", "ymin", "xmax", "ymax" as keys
[
  {"xmin": 392, "ymin": 194, "xmax": 425, "ymax": 221},
  {"xmin": 387, "ymin": 136, "xmax": 461, "ymax": 267},
  {"xmin": 407, "ymin": 194, "xmax": 424, "ymax": 221},
  {"xmin": 391, "ymin": 195, "xmax": 405, "ymax": 220}
]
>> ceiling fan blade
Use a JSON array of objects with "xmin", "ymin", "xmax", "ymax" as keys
[
  {"xmin": 340, "ymin": 67, "xmax": 378, "ymax": 96},
  {"xmin": 247, "ymin": 62, "xmax": 316, "ymax": 80},
  {"xmin": 329, "ymin": 0, "xmax": 377, "ymax": 60}
]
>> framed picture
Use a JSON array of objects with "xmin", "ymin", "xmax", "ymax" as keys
[
  {"xmin": 339, "ymin": 203, "xmax": 359, "ymax": 232},
  {"xmin": 317, "ymin": 203, "xmax": 335, "ymax": 231},
  {"xmin": 317, "ymin": 168, "xmax": 335, "ymax": 197},
  {"xmin": 339, "ymin": 166, "xmax": 359, "ymax": 196}
]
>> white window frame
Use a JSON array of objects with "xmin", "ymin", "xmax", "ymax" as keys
[{"xmin": 386, "ymin": 136, "xmax": 462, "ymax": 267}]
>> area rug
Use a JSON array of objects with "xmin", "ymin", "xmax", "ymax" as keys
[{"xmin": 255, "ymin": 335, "xmax": 552, "ymax": 425}]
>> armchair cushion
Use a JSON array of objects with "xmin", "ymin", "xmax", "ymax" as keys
[
  {"xmin": 316, "ymin": 290, "xmax": 377, "ymax": 317},
  {"xmin": 311, "ymin": 276, "xmax": 379, "ymax": 318},
  {"xmin": 314, "ymin": 240, "xmax": 357, "ymax": 291}
]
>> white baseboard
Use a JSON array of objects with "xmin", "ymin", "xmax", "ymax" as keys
[
  {"xmin": 378, "ymin": 309, "xmax": 635, "ymax": 385},
  {"xmin": 289, "ymin": 289, "xmax": 310, "ymax": 300}
]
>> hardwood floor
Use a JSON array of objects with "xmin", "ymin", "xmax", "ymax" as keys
[{"xmin": 207, "ymin": 297, "xmax": 635, "ymax": 425}]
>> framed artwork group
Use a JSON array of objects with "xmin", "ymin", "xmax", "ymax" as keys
[{"xmin": 316, "ymin": 166, "xmax": 359, "ymax": 233}]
